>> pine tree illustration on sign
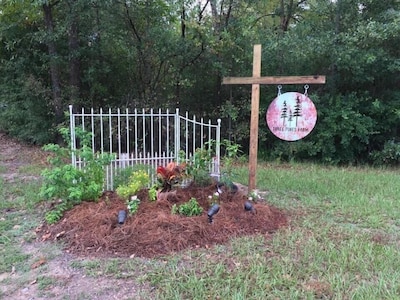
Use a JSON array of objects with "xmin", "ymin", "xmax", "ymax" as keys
[
  {"xmin": 293, "ymin": 95, "xmax": 303, "ymax": 126},
  {"xmin": 280, "ymin": 100, "xmax": 288, "ymax": 126},
  {"xmin": 267, "ymin": 92, "xmax": 317, "ymax": 141}
]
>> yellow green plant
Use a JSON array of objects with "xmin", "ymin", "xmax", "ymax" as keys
[{"xmin": 116, "ymin": 170, "xmax": 149, "ymax": 200}]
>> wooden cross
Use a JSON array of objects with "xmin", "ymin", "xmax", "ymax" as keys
[{"xmin": 222, "ymin": 44, "xmax": 325, "ymax": 191}]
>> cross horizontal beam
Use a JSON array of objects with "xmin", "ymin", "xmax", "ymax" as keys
[{"xmin": 222, "ymin": 75, "xmax": 326, "ymax": 85}]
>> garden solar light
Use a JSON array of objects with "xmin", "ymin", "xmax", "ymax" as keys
[
  {"xmin": 216, "ymin": 182, "xmax": 224, "ymax": 194},
  {"xmin": 207, "ymin": 204, "xmax": 220, "ymax": 223},
  {"xmin": 230, "ymin": 183, "xmax": 238, "ymax": 193},
  {"xmin": 244, "ymin": 201, "xmax": 256, "ymax": 214},
  {"xmin": 217, "ymin": 185, "xmax": 223, "ymax": 194},
  {"xmin": 118, "ymin": 210, "xmax": 127, "ymax": 224}
]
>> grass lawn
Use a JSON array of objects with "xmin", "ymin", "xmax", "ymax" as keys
[{"xmin": 1, "ymin": 160, "xmax": 399, "ymax": 299}]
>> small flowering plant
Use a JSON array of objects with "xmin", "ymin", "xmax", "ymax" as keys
[
  {"xmin": 127, "ymin": 195, "xmax": 140, "ymax": 215},
  {"xmin": 207, "ymin": 191, "xmax": 220, "ymax": 206},
  {"xmin": 248, "ymin": 190, "xmax": 261, "ymax": 202},
  {"xmin": 116, "ymin": 170, "xmax": 149, "ymax": 215},
  {"xmin": 116, "ymin": 170, "xmax": 149, "ymax": 200}
]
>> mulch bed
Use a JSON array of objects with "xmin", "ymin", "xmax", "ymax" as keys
[{"xmin": 39, "ymin": 183, "xmax": 287, "ymax": 258}]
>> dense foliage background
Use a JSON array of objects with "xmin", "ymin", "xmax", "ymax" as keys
[{"xmin": 0, "ymin": 0, "xmax": 399, "ymax": 165}]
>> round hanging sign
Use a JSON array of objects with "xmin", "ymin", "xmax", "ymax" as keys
[{"xmin": 266, "ymin": 92, "xmax": 317, "ymax": 141}]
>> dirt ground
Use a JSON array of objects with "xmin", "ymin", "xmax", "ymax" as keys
[{"xmin": 0, "ymin": 131, "xmax": 287, "ymax": 299}]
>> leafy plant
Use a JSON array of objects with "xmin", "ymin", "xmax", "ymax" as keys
[
  {"xmin": 45, "ymin": 206, "xmax": 67, "ymax": 225},
  {"xmin": 40, "ymin": 127, "xmax": 114, "ymax": 224},
  {"xmin": 156, "ymin": 161, "xmax": 186, "ymax": 192},
  {"xmin": 248, "ymin": 190, "xmax": 261, "ymax": 202},
  {"xmin": 219, "ymin": 139, "xmax": 243, "ymax": 187},
  {"xmin": 113, "ymin": 165, "xmax": 150, "ymax": 189},
  {"xmin": 127, "ymin": 195, "xmax": 141, "ymax": 215},
  {"xmin": 180, "ymin": 147, "xmax": 213, "ymax": 187},
  {"xmin": 116, "ymin": 170, "xmax": 150, "ymax": 200},
  {"xmin": 116, "ymin": 170, "xmax": 150, "ymax": 215},
  {"xmin": 179, "ymin": 140, "xmax": 242, "ymax": 188},
  {"xmin": 171, "ymin": 197, "xmax": 203, "ymax": 216},
  {"xmin": 370, "ymin": 139, "xmax": 400, "ymax": 165},
  {"xmin": 148, "ymin": 185, "xmax": 158, "ymax": 201}
]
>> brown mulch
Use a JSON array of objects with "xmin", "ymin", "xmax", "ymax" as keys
[{"xmin": 40, "ymin": 183, "xmax": 287, "ymax": 258}]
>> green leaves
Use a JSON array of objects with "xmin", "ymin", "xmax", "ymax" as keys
[
  {"xmin": 40, "ymin": 128, "xmax": 114, "ymax": 224},
  {"xmin": 180, "ymin": 148, "xmax": 213, "ymax": 187},
  {"xmin": 1, "ymin": 0, "xmax": 400, "ymax": 166},
  {"xmin": 116, "ymin": 170, "xmax": 150, "ymax": 216},
  {"xmin": 126, "ymin": 196, "xmax": 141, "ymax": 216},
  {"xmin": 171, "ymin": 197, "xmax": 203, "ymax": 217},
  {"xmin": 116, "ymin": 170, "xmax": 150, "ymax": 200}
]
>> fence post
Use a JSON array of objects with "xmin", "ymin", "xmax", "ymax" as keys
[
  {"xmin": 216, "ymin": 118, "xmax": 222, "ymax": 178},
  {"xmin": 100, "ymin": 107, "xmax": 104, "ymax": 154},
  {"xmin": 91, "ymin": 108, "xmax": 95, "ymax": 153},
  {"xmin": 175, "ymin": 108, "xmax": 180, "ymax": 163},
  {"xmin": 69, "ymin": 105, "xmax": 76, "ymax": 167}
]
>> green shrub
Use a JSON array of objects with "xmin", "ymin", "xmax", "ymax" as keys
[
  {"xmin": 40, "ymin": 127, "xmax": 114, "ymax": 224},
  {"xmin": 370, "ymin": 140, "xmax": 400, "ymax": 165}
]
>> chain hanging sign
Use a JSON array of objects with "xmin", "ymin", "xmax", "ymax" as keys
[{"xmin": 266, "ymin": 85, "xmax": 317, "ymax": 141}]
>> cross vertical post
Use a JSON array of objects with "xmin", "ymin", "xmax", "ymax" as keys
[
  {"xmin": 222, "ymin": 44, "xmax": 325, "ymax": 192},
  {"xmin": 249, "ymin": 44, "xmax": 262, "ymax": 191}
]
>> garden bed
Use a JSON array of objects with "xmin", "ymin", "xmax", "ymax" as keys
[{"xmin": 39, "ymin": 183, "xmax": 287, "ymax": 258}]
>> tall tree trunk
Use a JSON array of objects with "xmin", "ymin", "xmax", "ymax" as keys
[
  {"xmin": 68, "ymin": 0, "xmax": 80, "ymax": 104},
  {"xmin": 209, "ymin": 0, "xmax": 220, "ymax": 34},
  {"xmin": 279, "ymin": 0, "xmax": 293, "ymax": 32},
  {"xmin": 181, "ymin": 2, "xmax": 186, "ymax": 38},
  {"xmin": 209, "ymin": 0, "xmax": 234, "ymax": 105},
  {"xmin": 43, "ymin": 3, "xmax": 63, "ymax": 124},
  {"xmin": 279, "ymin": 0, "xmax": 307, "ymax": 32}
]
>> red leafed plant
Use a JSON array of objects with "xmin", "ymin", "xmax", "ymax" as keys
[{"xmin": 156, "ymin": 161, "xmax": 186, "ymax": 192}]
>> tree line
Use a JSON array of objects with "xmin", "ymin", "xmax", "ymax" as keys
[{"xmin": 0, "ymin": 0, "xmax": 399, "ymax": 165}]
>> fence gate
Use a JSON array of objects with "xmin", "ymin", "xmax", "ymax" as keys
[{"xmin": 69, "ymin": 105, "xmax": 221, "ymax": 190}]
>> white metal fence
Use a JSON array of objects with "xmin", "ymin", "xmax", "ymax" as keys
[{"xmin": 69, "ymin": 105, "xmax": 221, "ymax": 190}]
